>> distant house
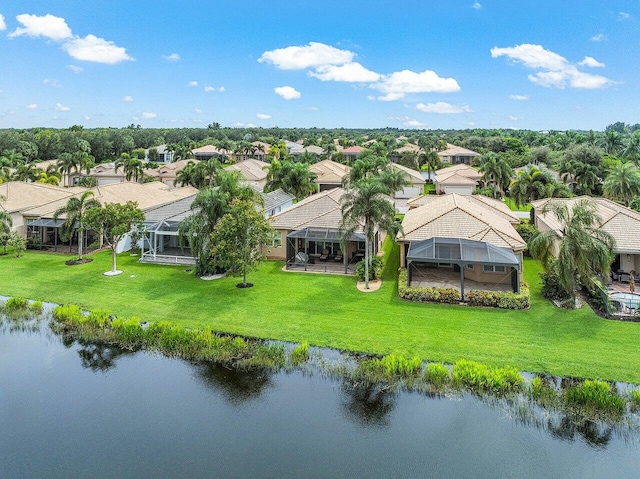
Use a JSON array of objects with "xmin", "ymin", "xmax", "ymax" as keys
[
  {"xmin": 251, "ymin": 141, "xmax": 271, "ymax": 162},
  {"xmin": 145, "ymin": 144, "xmax": 174, "ymax": 164},
  {"xmin": 532, "ymin": 196, "xmax": 640, "ymax": 279},
  {"xmin": 342, "ymin": 145, "xmax": 365, "ymax": 162},
  {"xmin": 192, "ymin": 145, "xmax": 227, "ymax": 161},
  {"xmin": 309, "ymin": 159, "xmax": 350, "ymax": 191},
  {"xmin": 68, "ymin": 162, "xmax": 128, "ymax": 187},
  {"xmin": 290, "ymin": 145, "xmax": 323, "ymax": 161},
  {"xmin": 225, "ymin": 158, "xmax": 269, "ymax": 191},
  {"xmin": 437, "ymin": 143, "xmax": 481, "ymax": 165},
  {"xmin": 391, "ymin": 163, "xmax": 425, "ymax": 199},
  {"xmin": 268, "ymin": 188, "xmax": 387, "ymax": 274},
  {"xmin": 398, "ymin": 194, "xmax": 526, "ymax": 298},
  {"xmin": 389, "ymin": 143, "xmax": 422, "ymax": 163},
  {"xmin": 261, "ymin": 189, "xmax": 295, "ymax": 218},
  {"xmin": 434, "ymin": 164, "xmax": 482, "ymax": 195},
  {"xmin": 147, "ymin": 159, "xmax": 200, "ymax": 187}
]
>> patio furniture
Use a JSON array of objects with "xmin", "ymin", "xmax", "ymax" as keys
[
  {"xmin": 319, "ymin": 249, "xmax": 329, "ymax": 261},
  {"xmin": 295, "ymin": 252, "xmax": 309, "ymax": 265},
  {"xmin": 334, "ymin": 250, "xmax": 343, "ymax": 262}
]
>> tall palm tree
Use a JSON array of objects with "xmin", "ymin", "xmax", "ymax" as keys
[
  {"xmin": 0, "ymin": 194, "xmax": 12, "ymax": 235},
  {"xmin": 622, "ymin": 131, "xmax": 640, "ymax": 167},
  {"xmin": 417, "ymin": 150, "xmax": 442, "ymax": 181},
  {"xmin": 115, "ymin": 154, "xmax": 145, "ymax": 182},
  {"xmin": 603, "ymin": 162, "xmax": 640, "ymax": 207},
  {"xmin": 599, "ymin": 130, "xmax": 625, "ymax": 156},
  {"xmin": 277, "ymin": 162, "xmax": 318, "ymax": 200},
  {"xmin": 479, "ymin": 153, "xmax": 513, "ymax": 198},
  {"xmin": 53, "ymin": 191, "xmax": 101, "ymax": 261},
  {"xmin": 340, "ymin": 178, "xmax": 400, "ymax": 290},
  {"xmin": 509, "ymin": 165, "xmax": 570, "ymax": 207},
  {"xmin": 12, "ymin": 162, "xmax": 39, "ymax": 182},
  {"xmin": 529, "ymin": 199, "xmax": 615, "ymax": 306}
]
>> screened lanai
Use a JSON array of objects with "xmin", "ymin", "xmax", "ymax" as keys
[
  {"xmin": 285, "ymin": 227, "xmax": 372, "ymax": 274},
  {"xmin": 406, "ymin": 237, "xmax": 521, "ymax": 299},
  {"xmin": 26, "ymin": 218, "xmax": 91, "ymax": 252}
]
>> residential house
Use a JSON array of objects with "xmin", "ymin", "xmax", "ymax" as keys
[
  {"xmin": 148, "ymin": 159, "xmax": 200, "ymax": 187},
  {"xmin": 268, "ymin": 188, "xmax": 386, "ymax": 274},
  {"xmin": 309, "ymin": 159, "xmax": 350, "ymax": 191},
  {"xmin": 398, "ymin": 194, "xmax": 526, "ymax": 298},
  {"xmin": 437, "ymin": 143, "xmax": 481, "ymax": 165},
  {"xmin": 68, "ymin": 162, "xmax": 128, "ymax": 187},
  {"xmin": 532, "ymin": 196, "xmax": 640, "ymax": 278},
  {"xmin": 389, "ymin": 143, "xmax": 422, "ymax": 163},
  {"xmin": 342, "ymin": 145, "xmax": 365, "ymax": 162},
  {"xmin": 290, "ymin": 144, "xmax": 323, "ymax": 161},
  {"xmin": 434, "ymin": 164, "xmax": 482, "ymax": 195},
  {"xmin": 145, "ymin": 144, "xmax": 174, "ymax": 163},
  {"xmin": 192, "ymin": 145, "xmax": 227, "ymax": 161},
  {"xmin": 262, "ymin": 189, "xmax": 295, "ymax": 218},
  {"xmin": 225, "ymin": 158, "xmax": 269, "ymax": 191}
]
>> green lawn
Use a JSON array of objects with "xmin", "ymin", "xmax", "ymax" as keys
[
  {"xmin": 504, "ymin": 196, "xmax": 532, "ymax": 212},
  {"xmin": 2, "ymin": 244, "xmax": 640, "ymax": 383}
]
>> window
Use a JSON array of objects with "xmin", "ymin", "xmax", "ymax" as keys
[
  {"xmin": 483, "ymin": 265, "xmax": 506, "ymax": 273},
  {"xmin": 466, "ymin": 264, "xmax": 474, "ymax": 270},
  {"xmin": 271, "ymin": 232, "xmax": 282, "ymax": 248}
]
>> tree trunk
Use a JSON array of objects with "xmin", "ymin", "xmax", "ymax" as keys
[
  {"xmin": 112, "ymin": 247, "xmax": 117, "ymax": 272},
  {"xmin": 78, "ymin": 227, "xmax": 83, "ymax": 260},
  {"xmin": 364, "ymin": 236, "xmax": 370, "ymax": 290}
]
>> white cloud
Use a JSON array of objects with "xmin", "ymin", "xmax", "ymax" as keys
[
  {"xmin": 416, "ymin": 102, "xmax": 472, "ymax": 114},
  {"xmin": 43, "ymin": 78, "xmax": 62, "ymax": 88},
  {"xmin": 232, "ymin": 122, "xmax": 257, "ymax": 127},
  {"xmin": 26, "ymin": 104, "xmax": 37, "ymax": 109},
  {"xmin": 123, "ymin": 96, "xmax": 134, "ymax": 102},
  {"xmin": 163, "ymin": 53, "xmax": 180, "ymax": 62},
  {"xmin": 491, "ymin": 43, "xmax": 614, "ymax": 89},
  {"xmin": 83, "ymin": 115, "xmax": 90, "ymax": 120},
  {"xmin": 404, "ymin": 119, "xmax": 428, "ymax": 128},
  {"xmin": 309, "ymin": 62, "xmax": 381, "ymax": 82},
  {"xmin": 0, "ymin": 14, "xmax": 6, "ymax": 31},
  {"xmin": 371, "ymin": 69, "xmax": 460, "ymax": 101},
  {"xmin": 55, "ymin": 102, "xmax": 70, "ymax": 112},
  {"xmin": 63, "ymin": 34, "xmax": 132, "ymax": 64},
  {"xmin": 141, "ymin": 112, "xmax": 156, "ymax": 119},
  {"xmin": 509, "ymin": 94, "xmax": 529, "ymax": 100},
  {"xmin": 9, "ymin": 13, "xmax": 72, "ymax": 41},
  {"xmin": 306, "ymin": 106, "xmax": 318, "ymax": 111},
  {"xmin": 274, "ymin": 86, "xmax": 301, "ymax": 100},
  {"xmin": 472, "ymin": 2, "xmax": 482, "ymax": 9},
  {"xmin": 256, "ymin": 113, "xmax": 271, "ymax": 120},
  {"xmin": 259, "ymin": 42, "xmax": 354, "ymax": 70},
  {"xmin": 66, "ymin": 64, "xmax": 83, "ymax": 74},
  {"xmin": 578, "ymin": 56, "xmax": 605, "ymax": 68},
  {"xmin": 508, "ymin": 115, "xmax": 522, "ymax": 121},
  {"xmin": 194, "ymin": 108, "xmax": 202, "ymax": 114},
  {"xmin": 204, "ymin": 86, "xmax": 215, "ymax": 92},
  {"xmin": 188, "ymin": 81, "xmax": 198, "ymax": 87},
  {"xmin": 619, "ymin": 12, "xmax": 631, "ymax": 20},
  {"xmin": 590, "ymin": 33, "xmax": 607, "ymax": 42},
  {"xmin": 219, "ymin": 86, "xmax": 225, "ymax": 92}
]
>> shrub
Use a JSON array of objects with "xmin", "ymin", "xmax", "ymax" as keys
[
  {"xmin": 630, "ymin": 390, "xmax": 640, "ymax": 411},
  {"xmin": 398, "ymin": 269, "xmax": 462, "ymax": 304},
  {"xmin": 357, "ymin": 353, "xmax": 423, "ymax": 381},
  {"xmin": 564, "ymin": 380, "xmax": 625, "ymax": 416},
  {"xmin": 4, "ymin": 297, "xmax": 28, "ymax": 310},
  {"xmin": 530, "ymin": 376, "xmax": 558, "ymax": 405},
  {"xmin": 355, "ymin": 256, "xmax": 384, "ymax": 282},
  {"xmin": 466, "ymin": 284, "xmax": 530, "ymax": 309},
  {"xmin": 29, "ymin": 300, "xmax": 43, "ymax": 312},
  {"xmin": 515, "ymin": 223, "xmax": 539, "ymax": 256},
  {"xmin": 539, "ymin": 263, "xmax": 570, "ymax": 302},
  {"xmin": 291, "ymin": 341, "xmax": 310, "ymax": 364},
  {"xmin": 425, "ymin": 363, "xmax": 450, "ymax": 388},
  {"xmin": 52, "ymin": 304, "xmax": 84, "ymax": 323},
  {"xmin": 87, "ymin": 309, "xmax": 111, "ymax": 328}
]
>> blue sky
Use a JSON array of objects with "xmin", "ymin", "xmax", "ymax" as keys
[{"xmin": 0, "ymin": 1, "xmax": 638, "ymax": 131}]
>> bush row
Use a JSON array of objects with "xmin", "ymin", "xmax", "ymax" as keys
[{"xmin": 398, "ymin": 270, "xmax": 461, "ymax": 303}]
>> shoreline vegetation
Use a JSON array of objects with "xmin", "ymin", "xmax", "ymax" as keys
[
  {"xmin": 2, "ymin": 240, "xmax": 640, "ymax": 384},
  {"xmin": 2, "ymin": 297, "xmax": 639, "ymax": 430}
]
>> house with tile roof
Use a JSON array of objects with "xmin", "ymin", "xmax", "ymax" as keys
[
  {"xmin": 309, "ymin": 159, "xmax": 351, "ymax": 191},
  {"xmin": 437, "ymin": 143, "xmax": 482, "ymax": 165},
  {"xmin": 398, "ymin": 194, "xmax": 526, "ymax": 296},
  {"xmin": 434, "ymin": 164, "xmax": 483, "ymax": 195},
  {"xmin": 225, "ymin": 158, "xmax": 269, "ymax": 191},
  {"xmin": 532, "ymin": 196, "xmax": 640, "ymax": 278},
  {"xmin": 268, "ymin": 188, "xmax": 387, "ymax": 274},
  {"xmin": 342, "ymin": 145, "xmax": 365, "ymax": 162}
]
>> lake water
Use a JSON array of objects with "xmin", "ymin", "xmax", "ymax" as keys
[{"xmin": 2, "ymin": 310, "xmax": 640, "ymax": 478}]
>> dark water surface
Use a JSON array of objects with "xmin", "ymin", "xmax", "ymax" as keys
[{"xmin": 1, "ymin": 313, "xmax": 640, "ymax": 479}]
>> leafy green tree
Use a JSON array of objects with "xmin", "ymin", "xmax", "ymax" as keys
[
  {"xmin": 529, "ymin": 199, "xmax": 615, "ymax": 306},
  {"xmin": 0, "ymin": 194, "xmax": 12, "ymax": 248},
  {"xmin": 345, "ymin": 153, "xmax": 410, "ymax": 194},
  {"xmin": 417, "ymin": 150, "xmax": 442, "ymax": 180},
  {"xmin": 210, "ymin": 199, "xmax": 274, "ymax": 287},
  {"xmin": 85, "ymin": 202, "xmax": 144, "ymax": 275},
  {"xmin": 622, "ymin": 131, "xmax": 640, "ymax": 167},
  {"xmin": 479, "ymin": 153, "xmax": 513, "ymax": 198},
  {"xmin": 509, "ymin": 165, "xmax": 570, "ymax": 207},
  {"xmin": 264, "ymin": 160, "xmax": 318, "ymax": 200},
  {"xmin": 9, "ymin": 232, "xmax": 26, "ymax": 258},
  {"xmin": 599, "ymin": 130, "xmax": 624, "ymax": 156},
  {"xmin": 341, "ymin": 178, "xmax": 400, "ymax": 290},
  {"xmin": 53, "ymin": 191, "xmax": 101, "ymax": 261},
  {"xmin": 603, "ymin": 162, "xmax": 640, "ymax": 207}
]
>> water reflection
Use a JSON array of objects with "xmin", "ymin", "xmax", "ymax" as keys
[
  {"xmin": 340, "ymin": 380, "xmax": 397, "ymax": 427},
  {"xmin": 76, "ymin": 339, "xmax": 135, "ymax": 372},
  {"xmin": 195, "ymin": 362, "xmax": 274, "ymax": 405}
]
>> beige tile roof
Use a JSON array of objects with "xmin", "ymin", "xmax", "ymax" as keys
[
  {"xmin": 22, "ymin": 182, "xmax": 198, "ymax": 218},
  {"xmin": 437, "ymin": 143, "xmax": 482, "ymax": 158},
  {"xmin": 342, "ymin": 146, "xmax": 365, "ymax": 155},
  {"xmin": 225, "ymin": 158, "xmax": 269, "ymax": 182},
  {"xmin": 309, "ymin": 159, "xmax": 351, "ymax": 185},
  {"xmin": 408, "ymin": 194, "xmax": 519, "ymax": 224},
  {"xmin": 0, "ymin": 181, "xmax": 77, "ymax": 213},
  {"xmin": 192, "ymin": 145, "xmax": 225, "ymax": 155},
  {"xmin": 269, "ymin": 187, "xmax": 371, "ymax": 234},
  {"xmin": 395, "ymin": 143, "xmax": 422, "ymax": 154},
  {"xmin": 399, "ymin": 194, "xmax": 525, "ymax": 251},
  {"xmin": 434, "ymin": 164, "xmax": 482, "ymax": 182},
  {"xmin": 533, "ymin": 196, "xmax": 640, "ymax": 253},
  {"xmin": 435, "ymin": 173, "xmax": 478, "ymax": 186},
  {"xmin": 392, "ymin": 163, "xmax": 425, "ymax": 185}
]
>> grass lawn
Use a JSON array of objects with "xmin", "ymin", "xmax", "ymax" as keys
[
  {"xmin": 504, "ymin": 196, "xmax": 532, "ymax": 212},
  {"xmin": 423, "ymin": 183, "xmax": 435, "ymax": 195},
  {"xmin": 2, "ymin": 244, "xmax": 640, "ymax": 383}
]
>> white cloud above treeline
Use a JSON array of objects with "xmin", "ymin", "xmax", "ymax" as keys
[
  {"xmin": 491, "ymin": 43, "xmax": 614, "ymax": 89},
  {"xmin": 8, "ymin": 13, "xmax": 132, "ymax": 64},
  {"xmin": 416, "ymin": 102, "xmax": 472, "ymax": 114},
  {"xmin": 256, "ymin": 113, "xmax": 271, "ymax": 119},
  {"xmin": 274, "ymin": 86, "xmax": 301, "ymax": 100},
  {"xmin": 260, "ymin": 41, "xmax": 460, "ymax": 101}
]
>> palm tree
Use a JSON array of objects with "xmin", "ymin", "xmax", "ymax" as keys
[
  {"xmin": 340, "ymin": 178, "xmax": 400, "ymax": 290},
  {"xmin": 196, "ymin": 158, "xmax": 224, "ymax": 187},
  {"xmin": 417, "ymin": 150, "xmax": 442, "ymax": 182},
  {"xmin": 12, "ymin": 162, "xmax": 39, "ymax": 182},
  {"xmin": 173, "ymin": 161, "xmax": 202, "ymax": 188},
  {"xmin": 509, "ymin": 165, "xmax": 570, "ymax": 207},
  {"xmin": 479, "ymin": 153, "xmax": 513, "ymax": 198},
  {"xmin": 600, "ymin": 130, "xmax": 625, "ymax": 156},
  {"xmin": 529, "ymin": 199, "xmax": 615, "ymax": 306},
  {"xmin": 573, "ymin": 162, "xmax": 600, "ymax": 195},
  {"xmin": 271, "ymin": 162, "xmax": 318, "ymax": 200},
  {"xmin": 622, "ymin": 131, "xmax": 640, "ymax": 166},
  {"xmin": 345, "ymin": 155, "xmax": 410, "ymax": 195},
  {"xmin": 115, "ymin": 154, "xmax": 144, "ymax": 182},
  {"xmin": 53, "ymin": 191, "xmax": 101, "ymax": 261},
  {"xmin": 603, "ymin": 162, "xmax": 640, "ymax": 207},
  {"xmin": 0, "ymin": 194, "xmax": 12, "ymax": 236}
]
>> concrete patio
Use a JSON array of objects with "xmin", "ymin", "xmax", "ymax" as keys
[{"xmin": 408, "ymin": 266, "xmax": 514, "ymax": 293}]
